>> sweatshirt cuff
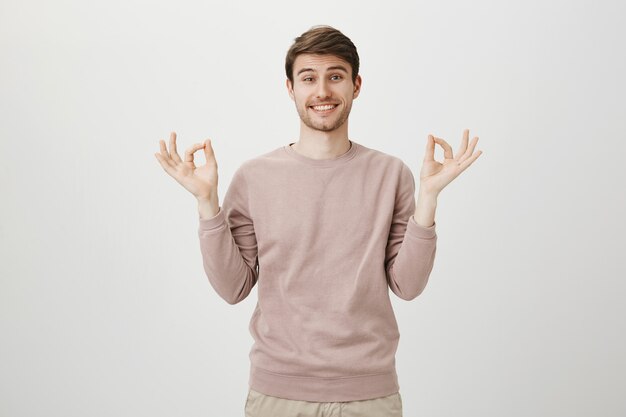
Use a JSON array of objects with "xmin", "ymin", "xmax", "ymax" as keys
[
  {"xmin": 198, "ymin": 207, "xmax": 226, "ymax": 232},
  {"xmin": 406, "ymin": 215, "xmax": 437, "ymax": 239}
]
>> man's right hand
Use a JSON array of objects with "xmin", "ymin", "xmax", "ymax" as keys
[{"xmin": 154, "ymin": 132, "xmax": 220, "ymax": 217}]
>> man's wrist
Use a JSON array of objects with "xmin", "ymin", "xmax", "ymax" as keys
[
  {"xmin": 198, "ymin": 198, "xmax": 220, "ymax": 220},
  {"xmin": 417, "ymin": 188, "xmax": 438, "ymax": 205},
  {"xmin": 414, "ymin": 189, "xmax": 438, "ymax": 228}
]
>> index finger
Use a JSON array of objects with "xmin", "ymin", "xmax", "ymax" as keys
[
  {"xmin": 433, "ymin": 136, "xmax": 454, "ymax": 159},
  {"xmin": 184, "ymin": 143, "xmax": 206, "ymax": 166}
]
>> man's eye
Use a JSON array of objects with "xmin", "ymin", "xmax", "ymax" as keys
[
  {"xmin": 303, "ymin": 77, "xmax": 313, "ymax": 82},
  {"xmin": 331, "ymin": 75, "xmax": 342, "ymax": 80}
]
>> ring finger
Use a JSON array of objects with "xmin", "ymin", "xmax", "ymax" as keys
[{"xmin": 458, "ymin": 137, "xmax": 479, "ymax": 163}]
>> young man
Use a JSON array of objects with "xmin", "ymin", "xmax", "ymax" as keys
[{"xmin": 155, "ymin": 25, "xmax": 482, "ymax": 417}]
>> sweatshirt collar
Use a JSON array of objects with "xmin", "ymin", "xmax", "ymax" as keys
[{"xmin": 283, "ymin": 140, "xmax": 359, "ymax": 167}]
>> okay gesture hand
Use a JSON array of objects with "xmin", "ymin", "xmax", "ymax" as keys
[
  {"xmin": 154, "ymin": 132, "xmax": 219, "ymax": 202},
  {"xmin": 419, "ymin": 129, "xmax": 483, "ymax": 196}
]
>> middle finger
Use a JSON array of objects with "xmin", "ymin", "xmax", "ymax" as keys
[
  {"xmin": 455, "ymin": 129, "xmax": 469, "ymax": 159},
  {"xmin": 169, "ymin": 132, "xmax": 182, "ymax": 163},
  {"xmin": 458, "ymin": 137, "xmax": 479, "ymax": 163}
]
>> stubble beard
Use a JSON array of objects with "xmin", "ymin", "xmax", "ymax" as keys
[{"xmin": 297, "ymin": 102, "xmax": 352, "ymax": 132}]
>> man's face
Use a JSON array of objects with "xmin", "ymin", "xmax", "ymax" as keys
[{"xmin": 287, "ymin": 53, "xmax": 362, "ymax": 132}]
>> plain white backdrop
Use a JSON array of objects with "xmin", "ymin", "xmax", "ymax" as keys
[{"xmin": 1, "ymin": 0, "xmax": 625, "ymax": 416}]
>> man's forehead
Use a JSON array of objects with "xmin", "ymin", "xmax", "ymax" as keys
[{"xmin": 293, "ymin": 54, "xmax": 350, "ymax": 72}]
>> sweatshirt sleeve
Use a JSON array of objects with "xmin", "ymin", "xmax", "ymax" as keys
[
  {"xmin": 384, "ymin": 162, "xmax": 438, "ymax": 301},
  {"xmin": 197, "ymin": 165, "xmax": 259, "ymax": 305}
]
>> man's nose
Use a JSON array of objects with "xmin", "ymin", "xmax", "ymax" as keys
[{"xmin": 316, "ymin": 79, "xmax": 331, "ymax": 98}]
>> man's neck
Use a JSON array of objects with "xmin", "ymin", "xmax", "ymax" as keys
[{"xmin": 291, "ymin": 124, "xmax": 352, "ymax": 160}]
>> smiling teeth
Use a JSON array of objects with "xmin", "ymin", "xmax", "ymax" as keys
[{"xmin": 312, "ymin": 105, "xmax": 336, "ymax": 111}]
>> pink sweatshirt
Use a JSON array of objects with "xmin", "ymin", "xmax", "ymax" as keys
[{"xmin": 197, "ymin": 140, "xmax": 437, "ymax": 402}]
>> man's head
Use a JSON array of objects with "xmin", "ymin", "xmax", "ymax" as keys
[
  {"xmin": 285, "ymin": 26, "xmax": 362, "ymax": 133},
  {"xmin": 285, "ymin": 25, "xmax": 360, "ymax": 85}
]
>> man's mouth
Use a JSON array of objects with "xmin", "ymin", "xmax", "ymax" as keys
[{"xmin": 309, "ymin": 104, "xmax": 338, "ymax": 113}]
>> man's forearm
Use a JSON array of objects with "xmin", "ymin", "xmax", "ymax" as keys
[{"xmin": 413, "ymin": 189, "xmax": 437, "ymax": 227}]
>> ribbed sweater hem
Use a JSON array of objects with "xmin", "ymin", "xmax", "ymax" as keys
[{"xmin": 249, "ymin": 365, "xmax": 400, "ymax": 402}]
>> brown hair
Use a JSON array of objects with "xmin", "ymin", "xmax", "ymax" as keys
[{"xmin": 285, "ymin": 25, "xmax": 360, "ymax": 84}]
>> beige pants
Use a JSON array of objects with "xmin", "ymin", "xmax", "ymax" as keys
[{"xmin": 244, "ymin": 388, "xmax": 403, "ymax": 417}]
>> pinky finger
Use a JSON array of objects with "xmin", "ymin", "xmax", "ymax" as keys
[{"xmin": 155, "ymin": 152, "xmax": 176, "ymax": 172}]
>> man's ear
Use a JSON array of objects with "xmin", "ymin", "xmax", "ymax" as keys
[
  {"xmin": 286, "ymin": 79, "xmax": 294, "ymax": 101},
  {"xmin": 353, "ymin": 74, "xmax": 362, "ymax": 99}
]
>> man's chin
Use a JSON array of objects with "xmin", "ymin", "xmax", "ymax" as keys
[
  {"xmin": 302, "ymin": 118, "xmax": 348, "ymax": 132},
  {"xmin": 307, "ymin": 124, "xmax": 339, "ymax": 132}
]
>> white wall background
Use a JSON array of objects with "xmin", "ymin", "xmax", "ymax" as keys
[{"xmin": 1, "ymin": 0, "xmax": 625, "ymax": 416}]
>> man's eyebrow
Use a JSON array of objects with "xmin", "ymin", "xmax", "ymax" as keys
[
  {"xmin": 326, "ymin": 65, "xmax": 349, "ymax": 73},
  {"xmin": 296, "ymin": 65, "xmax": 349, "ymax": 76}
]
